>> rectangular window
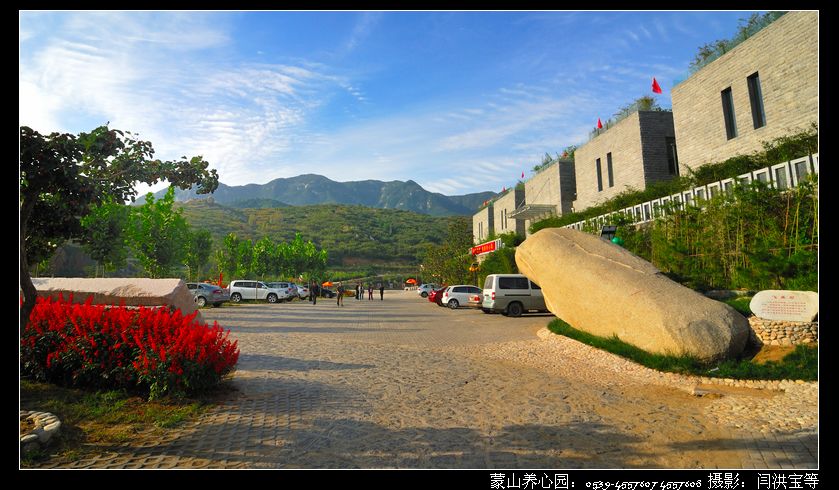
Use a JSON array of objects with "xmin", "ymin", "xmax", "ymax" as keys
[
  {"xmin": 747, "ymin": 72, "xmax": 766, "ymax": 129},
  {"xmin": 606, "ymin": 153, "xmax": 614, "ymax": 187},
  {"xmin": 595, "ymin": 158, "xmax": 603, "ymax": 192},
  {"xmin": 721, "ymin": 87, "xmax": 737, "ymax": 140},
  {"xmin": 665, "ymin": 137, "xmax": 679, "ymax": 175}
]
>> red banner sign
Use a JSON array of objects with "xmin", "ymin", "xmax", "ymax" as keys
[{"xmin": 471, "ymin": 239, "xmax": 502, "ymax": 256}]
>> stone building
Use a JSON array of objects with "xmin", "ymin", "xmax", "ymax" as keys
[
  {"xmin": 492, "ymin": 187, "xmax": 526, "ymax": 237},
  {"xmin": 509, "ymin": 159, "xmax": 576, "ymax": 234},
  {"xmin": 472, "ymin": 202, "xmax": 494, "ymax": 244},
  {"xmin": 671, "ymin": 11, "xmax": 818, "ymax": 171},
  {"xmin": 572, "ymin": 111, "xmax": 677, "ymax": 211}
]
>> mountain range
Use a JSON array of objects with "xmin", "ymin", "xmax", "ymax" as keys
[{"xmin": 155, "ymin": 174, "xmax": 495, "ymax": 216}]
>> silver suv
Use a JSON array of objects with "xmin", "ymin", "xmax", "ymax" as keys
[
  {"xmin": 186, "ymin": 282, "xmax": 230, "ymax": 308},
  {"xmin": 228, "ymin": 280, "xmax": 291, "ymax": 303},
  {"xmin": 481, "ymin": 274, "xmax": 547, "ymax": 317}
]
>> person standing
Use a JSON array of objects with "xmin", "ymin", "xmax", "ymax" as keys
[
  {"xmin": 356, "ymin": 283, "xmax": 361, "ymax": 300},
  {"xmin": 379, "ymin": 284, "xmax": 384, "ymax": 301},
  {"xmin": 311, "ymin": 282, "xmax": 318, "ymax": 305},
  {"xmin": 336, "ymin": 282, "xmax": 345, "ymax": 306},
  {"xmin": 368, "ymin": 284, "xmax": 373, "ymax": 301}
]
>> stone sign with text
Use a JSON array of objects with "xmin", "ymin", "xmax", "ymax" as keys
[{"xmin": 749, "ymin": 290, "xmax": 818, "ymax": 322}]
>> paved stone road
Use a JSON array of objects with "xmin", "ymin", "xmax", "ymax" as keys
[{"xmin": 33, "ymin": 291, "xmax": 817, "ymax": 468}]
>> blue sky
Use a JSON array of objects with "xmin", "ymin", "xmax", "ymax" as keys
[{"xmin": 20, "ymin": 11, "xmax": 758, "ymax": 196}]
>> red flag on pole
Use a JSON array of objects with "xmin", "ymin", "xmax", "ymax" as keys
[
  {"xmin": 521, "ymin": 171, "xmax": 525, "ymax": 179},
  {"xmin": 597, "ymin": 118, "xmax": 603, "ymax": 129},
  {"xmin": 652, "ymin": 77, "xmax": 662, "ymax": 94},
  {"xmin": 502, "ymin": 186, "xmax": 506, "ymax": 192}
]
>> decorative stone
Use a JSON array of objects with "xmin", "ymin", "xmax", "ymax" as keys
[
  {"xmin": 750, "ymin": 290, "xmax": 818, "ymax": 322},
  {"xmin": 32, "ymin": 277, "xmax": 203, "ymax": 324},
  {"xmin": 516, "ymin": 228, "xmax": 749, "ymax": 361}
]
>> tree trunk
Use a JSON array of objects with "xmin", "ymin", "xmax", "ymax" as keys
[{"xmin": 20, "ymin": 198, "xmax": 37, "ymax": 329}]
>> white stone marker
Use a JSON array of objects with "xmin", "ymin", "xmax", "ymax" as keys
[{"xmin": 749, "ymin": 290, "xmax": 818, "ymax": 322}]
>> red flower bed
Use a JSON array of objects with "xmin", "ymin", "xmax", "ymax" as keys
[{"xmin": 21, "ymin": 295, "xmax": 239, "ymax": 399}]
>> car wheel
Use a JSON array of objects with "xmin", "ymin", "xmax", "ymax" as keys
[
  {"xmin": 196, "ymin": 296, "xmax": 207, "ymax": 307},
  {"xmin": 213, "ymin": 303, "xmax": 222, "ymax": 308},
  {"xmin": 507, "ymin": 302, "xmax": 523, "ymax": 317},
  {"xmin": 448, "ymin": 299, "xmax": 459, "ymax": 309},
  {"xmin": 231, "ymin": 293, "xmax": 242, "ymax": 303},
  {"xmin": 267, "ymin": 293, "xmax": 278, "ymax": 303},
  {"xmin": 420, "ymin": 292, "xmax": 428, "ymax": 298}
]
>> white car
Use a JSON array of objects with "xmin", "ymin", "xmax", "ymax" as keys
[
  {"xmin": 267, "ymin": 282, "xmax": 298, "ymax": 301},
  {"xmin": 441, "ymin": 285, "xmax": 483, "ymax": 309},
  {"xmin": 229, "ymin": 280, "xmax": 291, "ymax": 303},
  {"xmin": 417, "ymin": 283, "xmax": 440, "ymax": 298},
  {"xmin": 296, "ymin": 285, "xmax": 310, "ymax": 299}
]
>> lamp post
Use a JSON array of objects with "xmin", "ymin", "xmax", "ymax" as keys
[{"xmin": 469, "ymin": 263, "xmax": 479, "ymax": 287}]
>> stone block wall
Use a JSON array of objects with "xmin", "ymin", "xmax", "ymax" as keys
[
  {"xmin": 671, "ymin": 11, "xmax": 818, "ymax": 171},
  {"xmin": 749, "ymin": 316, "xmax": 818, "ymax": 346}
]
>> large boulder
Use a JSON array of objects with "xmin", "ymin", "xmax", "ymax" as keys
[
  {"xmin": 32, "ymin": 278, "xmax": 202, "ymax": 323},
  {"xmin": 516, "ymin": 228, "xmax": 749, "ymax": 361}
]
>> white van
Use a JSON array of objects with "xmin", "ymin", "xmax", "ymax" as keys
[
  {"xmin": 228, "ymin": 280, "xmax": 291, "ymax": 303},
  {"xmin": 481, "ymin": 274, "xmax": 548, "ymax": 317}
]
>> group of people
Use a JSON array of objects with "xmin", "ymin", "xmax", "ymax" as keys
[
  {"xmin": 334, "ymin": 282, "xmax": 385, "ymax": 306},
  {"xmin": 307, "ymin": 280, "xmax": 385, "ymax": 307}
]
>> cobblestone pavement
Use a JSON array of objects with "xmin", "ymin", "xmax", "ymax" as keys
[{"xmin": 33, "ymin": 291, "xmax": 817, "ymax": 468}]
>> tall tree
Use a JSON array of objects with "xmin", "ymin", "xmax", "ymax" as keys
[
  {"xmin": 80, "ymin": 197, "xmax": 131, "ymax": 276},
  {"xmin": 20, "ymin": 125, "xmax": 218, "ymax": 326},
  {"xmin": 126, "ymin": 188, "xmax": 190, "ymax": 278},
  {"xmin": 185, "ymin": 228, "xmax": 213, "ymax": 281}
]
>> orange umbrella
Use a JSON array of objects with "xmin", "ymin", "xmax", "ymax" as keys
[
  {"xmin": 322, "ymin": 281, "xmax": 334, "ymax": 287},
  {"xmin": 405, "ymin": 278, "xmax": 417, "ymax": 285}
]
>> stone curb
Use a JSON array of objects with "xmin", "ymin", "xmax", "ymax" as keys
[{"xmin": 20, "ymin": 410, "xmax": 62, "ymax": 455}]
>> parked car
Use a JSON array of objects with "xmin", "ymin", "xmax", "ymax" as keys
[
  {"xmin": 267, "ymin": 282, "xmax": 297, "ymax": 301},
  {"xmin": 320, "ymin": 288, "xmax": 336, "ymax": 298},
  {"xmin": 481, "ymin": 274, "xmax": 548, "ymax": 317},
  {"xmin": 417, "ymin": 283, "xmax": 440, "ymax": 298},
  {"xmin": 441, "ymin": 285, "xmax": 483, "ymax": 309},
  {"xmin": 296, "ymin": 285, "xmax": 310, "ymax": 299},
  {"xmin": 187, "ymin": 282, "xmax": 230, "ymax": 308},
  {"xmin": 228, "ymin": 280, "xmax": 291, "ymax": 303},
  {"xmin": 427, "ymin": 286, "xmax": 447, "ymax": 305}
]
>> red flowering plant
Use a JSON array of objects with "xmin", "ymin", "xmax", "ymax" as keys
[{"xmin": 21, "ymin": 295, "xmax": 239, "ymax": 399}]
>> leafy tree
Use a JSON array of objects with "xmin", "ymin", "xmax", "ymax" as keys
[
  {"xmin": 421, "ymin": 218, "xmax": 474, "ymax": 284},
  {"xmin": 126, "ymin": 188, "xmax": 190, "ymax": 278},
  {"xmin": 20, "ymin": 125, "xmax": 218, "ymax": 327},
  {"xmin": 185, "ymin": 228, "xmax": 213, "ymax": 281},
  {"xmin": 219, "ymin": 233, "xmax": 240, "ymax": 280},
  {"xmin": 235, "ymin": 239, "xmax": 254, "ymax": 279},
  {"xmin": 80, "ymin": 197, "xmax": 130, "ymax": 276},
  {"xmin": 251, "ymin": 236, "xmax": 276, "ymax": 280}
]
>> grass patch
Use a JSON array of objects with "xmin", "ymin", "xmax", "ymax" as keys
[
  {"xmin": 722, "ymin": 296, "xmax": 753, "ymax": 317},
  {"xmin": 547, "ymin": 318, "xmax": 817, "ymax": 381},
  {"xmin": 20, "ymin": 379, "xmax": 217, "ymax": 466}
]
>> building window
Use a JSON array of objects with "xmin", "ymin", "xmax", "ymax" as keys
[
  {"xmin": 721, "ymin": 87, "xmax": 737, "ymax": 140},
  {"xmin": 595, "ymin": 158, "xmax": 603, "ymax": 192},
  {"xmin": 666, "ymin": 137, "xmax": 679, "ymax": 175},
  {"xmin": 606, "ymin": 153, "xmax": 614, "ymax": 188},
  {"xmin": 747, "ymin": 72, "xmax": 766, "ymax": 129}
]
